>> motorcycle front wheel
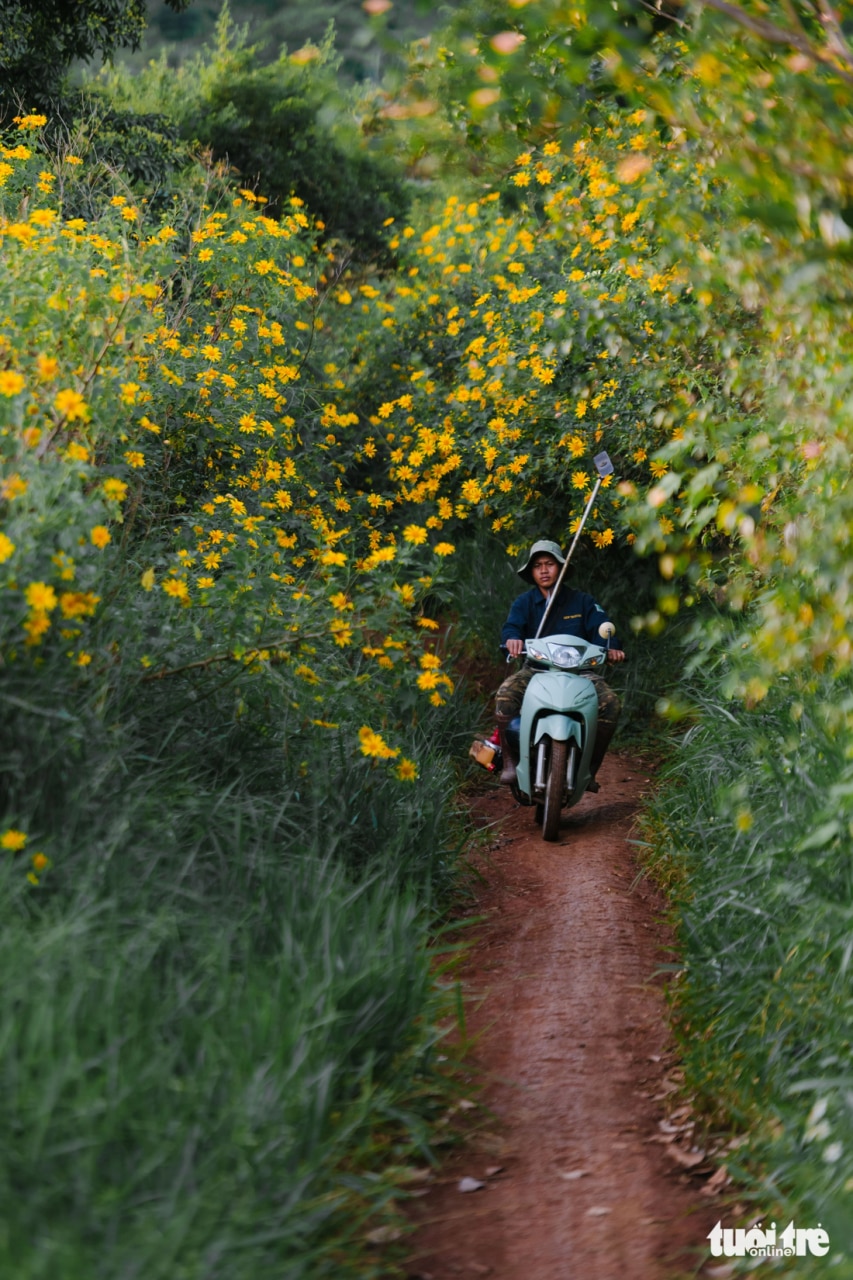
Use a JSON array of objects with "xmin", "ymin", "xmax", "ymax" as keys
[{"xmin": 541, "ymin": 738, "xmax": 568, "ymax": 841}]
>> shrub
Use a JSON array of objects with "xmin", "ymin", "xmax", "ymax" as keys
[{"xmin": 93, "ymin": 17, "xmax": 410, "ymax": 261}]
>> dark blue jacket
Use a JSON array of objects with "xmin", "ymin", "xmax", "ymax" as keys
[{"xmin": 501, "ymin": 586, "xmax": 622, "ymax": 651}]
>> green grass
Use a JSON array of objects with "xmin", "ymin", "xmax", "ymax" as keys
[
  {"xmin": 0, "ymin": 668, "xmax": 472, "ymax": 1278},
  {"xmin": 641, "ymin": 674, "xmax": 853, "ymax": 1273}
]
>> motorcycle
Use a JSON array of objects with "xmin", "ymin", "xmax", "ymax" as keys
[
  {"xmin": 503, "ymin": 622, "xmax": 616, "ymax": 840},
  {"xmin": 469, "ymin": 623, "xmax": 617, "ymax": 841},
  {"xmin": 469, "ymin": 450, "xmax": 620, "ymax": 842}
]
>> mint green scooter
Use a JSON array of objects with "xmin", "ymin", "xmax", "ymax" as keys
[{"xmin": 509, "ymin": 622, "xmax": 615, "ymax": 840}]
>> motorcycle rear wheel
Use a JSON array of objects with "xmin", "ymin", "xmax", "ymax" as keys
[{"xmin": 542, "ymin": 738, "xmax": 568, "ymax": 841}]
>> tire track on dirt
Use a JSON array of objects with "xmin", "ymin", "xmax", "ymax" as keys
[{"xmin": 405, "ymin": 752, "xmax": 720, "ymax": 1280}]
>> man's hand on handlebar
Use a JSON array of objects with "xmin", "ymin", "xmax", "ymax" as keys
[
  {"xmin": 607, "ymin": 649, "xmax": 626, "ymax": 663},
  {"xmin": 505, "ymin": 638, "xmax": 525, "ymax": 658}
]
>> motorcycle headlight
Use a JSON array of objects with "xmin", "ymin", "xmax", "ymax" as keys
[
  {"xmin": 548, "ymin": 644, "xmax": 582, "ymax": 667},
  {"xmin": 526, "ymin": 644, "xmax": 549, "ymax": 662}
]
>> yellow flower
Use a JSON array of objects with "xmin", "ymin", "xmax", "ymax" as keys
[
  {"xmin": 197, "ymin": 576, "xmax": 215, "ymax": 588},
  {"xmin": 1, "ymin": 474, "xmax": 26, "ymax": 501},
  {"xmin": 30, "ymin": 208, "xmax": 57, "ymax": 227},
  {"xmin": 25, "ymin": 582, "xmax": 58, "ymax": 611},
  {"xmin": 320, "ymin": 549, "xmax": 347, "ymax": 566},
  {"xmin": 76, "ymin": 652, "xmax": 92, "ymax": 666},
  {"xmin": 420, "ymin": 653, "xmax": 441, "ymax": 669},
  {"xmin": 434, "ymin": 542, "xmax": 455, "ymax": 556},
  {"xmin": 140, "ymin": 568, "xmax": 156, "ymax": 591},
  {"xmin": 575, "ymin": 400, "xmax": 588, "ymax": 418},
  {"xmin": 403, "ymin": 525, "xmax": 428, "ymax": 545},
  {"xmin": 416, "ymin": 617, "xmax": 440, "ymax": 630},
  {"xmin": 32, "ymin": 852, "xmax": 49, "ymax": 871},
  {"xmin": 358, "ymin": 725, "xmax": 399, "ymax": 759},
  {"xmin": 59, "ymin": 591, "xmax": 99, "ymax": 618},
  {"xmin": 90, "ymin": 526, "xmax": 111, "ymax": 549},
  {"xmin": 1, "ymin": 828, "xmax": 27, "ymax": 851},
  {"xmin": 14, "ymin": 113, "xmax": 47, "ymax": 129},
  {"xmin": 0, "ymin": 370, "xmax": 25, "ymax": 396},
  {"xmin": 124, "ymin": 451, "xmax": 145, "ymax": 469},
  {"xmin": 395, "ymin": 758, "xmax": 418, "ymax": 782},
  {"xmin": 417, "ymin": 670, "xmax": 439, "ymax": 690},
  {"xmin": 162, "ymin": 578, "xmax": 189, "ymax": 601},
  {"xmin": 329, "ymin": 592, "xmax": 352, "ymax": 610},
  {"xmin": 103, "ymin": 478, "xmax": 128, "ymax": 501},
  {"xmin": 55, "ymin": 388, "xmax": 89, "ymax": 421},
  {"xmin": 572, "ymin": 471, "xmax": 590, "ymax": 490},
  {"xmin": 0, "ymin": 532, "xmax": 15, "ymax": 563}
]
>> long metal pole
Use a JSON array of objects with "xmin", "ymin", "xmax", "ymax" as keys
[
  {"xmin": 533, "ymin": 450, "xmax": 614, "ymax": 641},
  {"xmin": 534, "ymin": 476, "xmax": 603, "ymax": 640}
]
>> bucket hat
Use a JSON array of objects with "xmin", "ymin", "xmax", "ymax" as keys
[{"xmin": 517, "ymin": 539, "xmax": 566, "ymax": 584}]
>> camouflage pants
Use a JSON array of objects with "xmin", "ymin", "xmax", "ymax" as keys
[{"xmin": 495, "ymin": 663, "xmax": 621, "ymax": 774}]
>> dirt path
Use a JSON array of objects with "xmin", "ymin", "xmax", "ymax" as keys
[{"xmin": 405, "ymin": 752, "xmax": 722, "ymax": 1280}]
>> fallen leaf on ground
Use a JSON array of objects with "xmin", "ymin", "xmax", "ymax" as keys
[
  {"xmin": 365, "ymin": 1225, "xmax": 403, "ymax": 1243},
  {"xmin": 458, "ymin": 1177, "xmax": 486, "ymax": 1193},
  {"xmin": 659, "ymin": 1119, "xmax": 693, "ymax": 1136},
  {"xmin": 556, "ymin": 1169, "xmax": 589, "ymax": 1181},
  {"xmin": 586, "ymin": 1206, "xmax": 612, "ymax": 1216},
  {"xmin": 700, "ymin": 1164, "xmax": 730, "ymax": 1195},
  {"xmin": 666, "ymin": 1146, "xmax": 706, "ymax": 1168}
]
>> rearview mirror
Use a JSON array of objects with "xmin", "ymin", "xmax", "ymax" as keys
[{"xmin": 598, "ymin": 622, "xmax": 616, "ymax": 639}]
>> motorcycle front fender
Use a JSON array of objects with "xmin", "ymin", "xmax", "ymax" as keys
[{"xmin": 533, "ymin": 714, "xmax": 582, "ymax": 748}]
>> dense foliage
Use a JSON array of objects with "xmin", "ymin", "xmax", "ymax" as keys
[
  {"xmin": 4, "ymin": 0, "xmax": 853, "ymax": 1270},
  {"xmin": 95, "ymin": 21, "xmax": 411, "ymax": 258}
]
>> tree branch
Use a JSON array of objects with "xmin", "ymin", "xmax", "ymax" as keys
[{"xmin": 700, "ymin": 0, "xmax": 853, "ymax": 86}]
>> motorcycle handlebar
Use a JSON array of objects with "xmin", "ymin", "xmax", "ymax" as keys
[{"xmin": 500, "ymin": 645, "xmax": 628, "ymax": 664}]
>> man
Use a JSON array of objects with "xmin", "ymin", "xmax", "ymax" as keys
[{"xmin": 495, "ymin": 539, "xmax": 626, "ymax": 789}]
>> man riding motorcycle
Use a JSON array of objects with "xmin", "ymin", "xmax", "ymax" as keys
[{"xmin": 495, "ymin": 539, "xmax": 626, "ymax": 790}]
